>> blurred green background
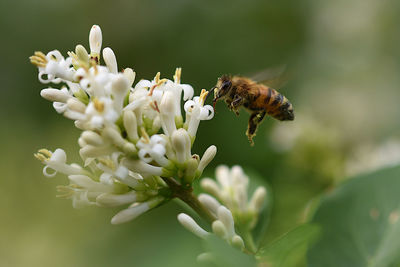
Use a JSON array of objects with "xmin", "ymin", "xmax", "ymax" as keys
[{"xmin": 2, "ymin": 0, "xmax": 400, "ymax": 266}]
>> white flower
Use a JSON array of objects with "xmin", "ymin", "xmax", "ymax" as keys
[
  {"xmin": 84, "ymin": 97, "xmax": 119, "ymax": 129},
  {"xmin": 30, "ymin": 50, "xmax": 75, "ymax": 84},
  {"xmin": 32, "ymin": 24, "xmax": 219, "ymax": 226},
  {"xmin": 57, "ymin": 174, "xmax": 114, "ymax": 209},
  {"xmin": 171, "ymin": 128, "xmax": 192, "ymax": 163},
  {"xmin": 96, "ymin": 152, "xmax": 129, "ymax": 185},
  {"xmin": 137, "ymin": 134, "xmax": 169, "ymax": 166},
  {"xmin": 184, "ymin": 89, "xmax": 214, "ymax": 137},
  {"xmin": 178, "ymin": 205, "xmax": 245, "ymax": 250},
  {"xmin": 201, "ymin": 165, "xmax": 267, "ymax": 228},
  {"xmin": 111, "ymin": 196, "xmax": 164, "ymax": 224},
  {"xmin": 34, "ymin": 148, "xmax": 84, "ymax": 178},
  {"xmin": 159, "ymin": 90, "xmax": 177, "ymax": 136}
]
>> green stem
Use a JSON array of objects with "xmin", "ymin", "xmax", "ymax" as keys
[
  {"xmin": 162, "ymin": 177, "xmax": 216, "ymax": 223},
  {"xmin": 240, "ymin": 228, "xmax": 258, "ymax": 254}
]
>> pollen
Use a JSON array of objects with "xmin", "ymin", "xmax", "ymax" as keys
[
  {"xmin": 199, "ymin": 89, "xmax": 209, "ymax": 106},
  {"xmin": 148, "ymin": 76, "xmax": 168, "ymax": 96},
  {"xmin": 98, "ymin": 158, "xmax": 115, "ymax": 170},
  {"xmin": 140, "ymin": 127, "xmax": 150, "ymax": 144},
  {"xmin": 34, "ymin": 148, "xmax": 52, "ymax": 162},
  {"xmin": 174, "ymin": 67, "xmax": 182, "ymax": 84},
  {"xmin": 153, "ymin": 72, "xmax": 161, "ymax": 83},
  {"xmin": 29, "ymin": 51, "xmax": 47, "ymax": 67},
  {"xmin": 93, "ymin": 98, "xmax": 105, "ymax": 112}
]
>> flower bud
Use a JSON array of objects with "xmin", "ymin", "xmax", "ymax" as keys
[
  {"xmin": 177, "ymin": 213, "xmax": 209, "ymax": 239},
  {"xmin": 123, "ymin": 68, "xmax": 136, "ymax": 86},
  {"xmin": 198, "ymin": 194, "xmax": 221, "ymax": 215},
  {"xmin": 249, "ymin": 186, "xmax": 267, "ymax": 213},
  {"xmin": 160, "ymin": 91, "xmax": 177, "ymax": 136},
  {"xmin": 112, "ymin": 74, "xmax": 130, "ymax": 113},
  {"xmin": 183, "ymin": 158, "xmax": 199, "ymax": 184},
  {"xmin": 79, "ymin": 145, "xmax": 117, "ymax": 160},
  {"xmin": 171, "ymin": 128, "xmax": 191, "ymax": 163},
  {"xmin": 198, "ymin": 145, "xmax": 217, "ymax": 172},
  {"xmin": 122, "ymin": 158, "xmax": 163, "ymax": 176},
  {"xmin": 111, "ymin": 197, "xmax": 164, "ymax": 224},
  {"xmin": 200, "ymin": 178, "xmax": 221, "ymax": 198},
  {"xmin": 111, "ymin": 202, "xmax": 150, "ymax": 224},
  {"xmin": 231, "ymin": 235, "xmax": 245, "ymax": 250},
  {"xmin": 81, "ymin": 131, "xmax": 103, "ymax": 146},
  {"xmin": 102, "ymin": 127, "xmax": 125, "ymax": 147},
  {"xmin": 96, "ymin": 191, "xmax": 141, "ymax": 207},
  {"xmin": 218, "ymin": 206, "xmax": 235, "ymax": 237},
  {"xmin": 75, "ymin": 44, "xmax": 89, "ymax": 68},
  {"xmin": 123, "ymin": 110, "xmax": 139, "ymax": 142},
  {"xmin": 67, "ymin": 98, "xmax": 86, "ymax": 113},
  {"xmin": 40, "ymin": 88, "xmax": 70, "ymax": 102},
  {"xmin": 103, "ymin": 47, "xmax": 118, "ymax": 74},
  {"xmin": 212, "ymin": 220, "xmax": 227, "ymax": 239},
  {"xmin": 197, "ymin": 253, "xmax": 214, "ymax": 263},
  {"xmin": 89, "ymin": 25, "xmax": 102, "ymax": 61}
]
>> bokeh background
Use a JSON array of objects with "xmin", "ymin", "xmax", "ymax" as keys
[{"xmin": 2, "ymin": 0, "xmax": 400, "ymax": 266}]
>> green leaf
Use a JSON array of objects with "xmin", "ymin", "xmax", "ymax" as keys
[
  {"xmin": 201, "ymin": 235, "xmax": 257, "ymax": 267},
  {"xmin": 257, "ymin": 224, "xmax": 320, "ymax": 267},
  {"xmin": 308, "ymin": 166, "xmax": 400, "ymax": 267}
]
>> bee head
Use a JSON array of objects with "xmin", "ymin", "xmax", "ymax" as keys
[{"xmin": 213, "ymin": 75, "xmax": 232, "ymax": 104}]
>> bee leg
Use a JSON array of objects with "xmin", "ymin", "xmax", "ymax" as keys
[
  {"xmin": 246, "ymin": 111, "xmax": 266, "ymax": 145},
  {"xmin": 231, "ymin": 95, "xmax": 243, "ymax": 116}
]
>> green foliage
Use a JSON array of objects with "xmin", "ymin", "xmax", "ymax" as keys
[
  {"xmin": 308, "ymin": 166, "xmax": 400, "ymax": 267},
  {"xmin": 201, "ymin": 235, "xmax": 257, "ymax": 267},
  {"xmin": 256, "ymin": 224, "xmax": 320, "ymax": 267}
]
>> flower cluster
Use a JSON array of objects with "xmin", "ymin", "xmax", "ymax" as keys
[
  {"xmin": 31, "ymin": 25, "xmax": 267, "ymax": 256},
  {"xmin": 31, "ymin": 25, "xmax": 216, "ymax": 224},
  {"xmin": 178, "ymin": 165, "xmax": 267, "ymax": 253}
]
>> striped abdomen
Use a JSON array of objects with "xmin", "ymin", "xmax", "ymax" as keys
[{"xmin": 248, "ymin": 85, "xmax": 294, "ymax": 121}]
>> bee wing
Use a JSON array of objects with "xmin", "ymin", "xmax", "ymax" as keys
[{"xmin": 250, "ymin": 64, "xmax": 289, "ymax": 89}]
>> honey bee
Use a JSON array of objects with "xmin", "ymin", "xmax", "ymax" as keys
[{"xmin": 211, "ymin": 73, "xmax": 294, "ymax": 145}]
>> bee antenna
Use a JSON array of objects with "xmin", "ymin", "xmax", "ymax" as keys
[{"xmin": 205, "ymin": 86, "xmax": 217, "ymax": 103}]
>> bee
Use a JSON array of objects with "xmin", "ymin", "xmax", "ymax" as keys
[{"xmin": 211, "ymin": 73, "xmax": 294, "ymax": 145}]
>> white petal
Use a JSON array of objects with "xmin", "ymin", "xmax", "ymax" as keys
[
  {"xmin": 53, "ymin": 102, "xmax": 67, "ymax": 113},
  {"xmin": 138, "ymin": 149, "xmax": 153, "ymax": 163},
  {"xmin": 184, "ymin": 100, "xmax": 195, "ymax": 113},
  {"xmin": 51, "ymin": 148, "xmax": 67, "ymax": 163},
  {"xmin": 43, "ymin": 166, "xmax": 57, "ymax": 178},
  {"xmin": 181, "ymin": 84, "xmax": 194, "ymax": 100},
  {"xmin": 134, "ymin": 79, "xmax": 152, "ymax": 89},
  {"xmin": 111, "ymin": 202, "xmax": 150, "ymax": 224},
  {"xmin": 97, "ymin": 191, "xmax": 137, "ymax": 207},
  {"xmin": 177, "ymin": 213, "xmax": 209, "ymax": 239}
]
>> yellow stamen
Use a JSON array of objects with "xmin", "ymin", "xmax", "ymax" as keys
[
  {"xmin": 29, "ymin": 51, "xmax": 47, "ymax": 67},
  {"xmin": 148, "ymin": 78, "xmax": 168, "ymax": 96},
  {"xmin": 199, "ymin": 89, "xmax": 209, "ymax": 106},
  {"xmin": 154, "ymin": 72, "xmax": 161, "ymax": 84},
  {"xmin": 140, "ymin": 127, "xmax": 150, "ymax": 144},
  {"xmin": 34, "ymin": 153, "xmax": 47, "ymax": 162},
  {"xmin": 38, "ymin": 148, "xmax": 52, "ymax": 158},
  {"xmin": 98, "ymin": 158, "xmax": 115, "ymax": 170},
  {"xmin": 174, "ymin": 67, "xmax": 182, "ymax": 84},
  {"xmin": 93, "ymin": 98, "xmax": 105, "ymax": 112}
]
